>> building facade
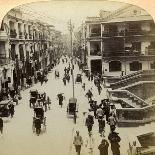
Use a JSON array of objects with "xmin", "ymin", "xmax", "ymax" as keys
[
  {"xmin": 85, "ymin": 5, "xmax": 155, "ymax": 77},
  {"xmin": 0, "ymin": 8, "xmax": 61, "ymax": 91}
]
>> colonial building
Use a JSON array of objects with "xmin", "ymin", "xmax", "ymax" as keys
[
  {"xmin": 0, "ymin": 8, "xmax": 61, "ymax": 91},
  {"xmin": 85, "ymin": 5, "xmax": 155, "ymax": 77}
]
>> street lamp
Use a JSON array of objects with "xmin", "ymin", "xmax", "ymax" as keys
[{"xmin": 68, "ymin": 19, "xmax": 75, "ymax": 98}]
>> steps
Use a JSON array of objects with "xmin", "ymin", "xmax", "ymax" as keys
[
  {"xmin": 110, "ymin": 70, "xmax": 155, "ymax": 90},
  {"xmin": 109, "ymin": 89, "xmax": 148, "ymax": 108}
]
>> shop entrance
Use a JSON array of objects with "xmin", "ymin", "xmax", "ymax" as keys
[{"xmin": 91, "ymin": 59, "xmax": 102, "ymax": 75}]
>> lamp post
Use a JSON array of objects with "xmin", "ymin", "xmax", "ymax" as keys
[
  {"xmin": 124, "ymin": 23, "xmax": 127, "ymax": 76},
  {"xmin": 68, "ymin": 19, "xmax": 75, "ymax": 98}
]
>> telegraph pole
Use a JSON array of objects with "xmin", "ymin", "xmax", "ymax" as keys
[{"xmin": 68, "ymin": 19, "xmax": 75, "ymax": 98}]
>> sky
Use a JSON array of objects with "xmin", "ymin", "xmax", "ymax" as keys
[{"xmin": 17, "ymin": 1, "xmax": 126, "ymax": 33}]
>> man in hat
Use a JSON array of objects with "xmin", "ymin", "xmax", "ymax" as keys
[
  {"xmin": 98, "ymin": 138, "xmax": 109, "ymax": 155},
  {"xmin": 73, "ymin": 131, "xmax": 83, "ymax": 155}
]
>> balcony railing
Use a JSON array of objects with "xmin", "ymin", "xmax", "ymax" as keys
[
  {"xmin": 0, "ymin": 58, "xmax": 11, "ymax": 65},
  {"xmin": 90, "ymin": 32, "xmax": 101, "ymax": 37},
  {"xmin": 10, "ymin": 29, "xmax": 17, "ymax": 38},
  {"xmin": 19, "ymin": 32, "xmax": 23, "ymax": 39},
  {"xmin": 90, "ymin": 50, "xmax": 101, "ymax": 56},
  {"xmin": 148, "ymin": 48, "xmax": 155, "ymax": 55},
  {"xmin": 103, "ymin": 50, "xmax": 141, "ymax": 57},
  {"xmin": 102, "ymin": 29, "xmax": 155, "ymax": 37},
  {"xmin": 29, "ymin": 34, "xmax": 33, "ymax": 39}
]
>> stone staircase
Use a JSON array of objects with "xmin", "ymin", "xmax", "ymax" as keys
[
  {"xmin": 110, "ymin": 70, "xmax": 155, "ymax": 90},
  {"xmin": 106, "ymin": 70, "xmax": 155, "ymax": 126},
  {"xmin": 109, "ymin": 89, "xmax": 148, "ymax": 108}
]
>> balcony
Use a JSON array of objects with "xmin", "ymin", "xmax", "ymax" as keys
[
  {"xmin": 90, "ymin": 32, "xmax": 101, "ymax": 37},
  {"xmin": 24, "ymin": 32, "xmax": 28, "ymax": 39},
  {"xmin": 103, "ymin": 50, "xmax": 141, "ymax": 57},
  {"xmin": 19, "ymin": 32, "xmax": 23, "ymax": 39},
  {"xmin": 10, "ymin": 29, "xmax": 17, "ymax": 38},
  {"xmin": 90, "ymin": 50, "xmax": 101, "ymax": 56},
  {"xmin": 0, "ymin": 58, "xmax": 11, "ymax": 65},
  {"xmin": 29, "ymin": 34, "xmax": 33, "ymax": 39},
  {"xmin": 102, "ymin": 29, "xmax": 155, "ymax": 38},
  {"xmin": 148, "ymin": 48, "xmax": 155, "ymax": 55}
]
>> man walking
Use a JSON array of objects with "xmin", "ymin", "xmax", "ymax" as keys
[
  {"xmin": 98, "ymin": 139, "xmax": 109, "ymax": 155},
  {"xmin": 0, "ymin": 117, "xmax": 3, "ymax": 134},
  {"xmin": 73, "ymin": 131, "xmax": 83, "ymax": 155}
]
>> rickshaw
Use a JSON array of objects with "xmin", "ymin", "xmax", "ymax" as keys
[
  {"xmin": 0, "ymin": 100, "xmax": 12, "ymax": 117},
  {"xmin": 38, "ymin": 91, "xmax": 47, "ymax": 108},
  {"xmin": 75, "ymin": 74, "xmax": 82, "ymax": 83},
  {"xmin": 67, "ymin": 98, "xmax": 78, "ymax": 123},
  {"xmin": 32, "ymin": 107, "xmax": 46, "ymax": 135},
  {"xmin": 29, "ymin": 89, "xmax": 38, "ymax": 107}
]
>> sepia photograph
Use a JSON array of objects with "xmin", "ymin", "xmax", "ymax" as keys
[{"xmin": 0, "ymin": 0, "xmax": 155, "ymax": 155}]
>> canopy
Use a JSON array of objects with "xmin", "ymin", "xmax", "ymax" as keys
[{"xmin": 69, "ymin": 98, "xmax": 77, "ymax": 104}]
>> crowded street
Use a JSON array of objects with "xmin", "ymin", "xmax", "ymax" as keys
[{"xmin": 0, "ymin": 57, "xmax": 155, "ymax": 155}]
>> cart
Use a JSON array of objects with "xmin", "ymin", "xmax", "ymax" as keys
[
  {"xmin": 32, "ymin": 107, "xmax": 46, "ymax": 135},
  {"xmin": 67, "ymin": 98, "xmax": 78, "ymax": 123},
  {"xmin": 75, "ymin": 74, "xmax": 82, "ymax": 83},
  {"xmin": 29, "ymin": 89, "xmax": 38, "ymax": 107},
  {"xmin": 0, "ymin": 100, "xmax": 12, "ymax": 117}
]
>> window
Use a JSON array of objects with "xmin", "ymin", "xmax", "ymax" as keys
[
  {"xmin": 151, "ymin": 62, "xmax": 155, "ymax": 69},
  {"xmin": 109, "ymin": 61, "xmax": 121, "ymax": 72},
  {"xmin": 130, "ymin": 61, "xmax": 142, "ymax": 71}
]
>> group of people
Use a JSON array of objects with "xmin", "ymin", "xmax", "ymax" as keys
[
  {"xmin": 73, "ymin": 129, "xmax": 121, "ymax": 155},
  {"xmin": 62, "ymin": 65, "xmax": 71, "ymax": 86},
  {"xmin": 29, "ymin": 90, "xmax": 51, "ymax": 111}
]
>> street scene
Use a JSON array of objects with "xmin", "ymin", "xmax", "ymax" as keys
[{"xmin": 0, "ymin": 1, "xmax": 155, "ymax": 155}]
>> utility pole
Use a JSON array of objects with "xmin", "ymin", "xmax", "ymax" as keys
[
  {"xmin": 68, "ymin": 19, "xmax": 75, "ymax": 98},
  {"xmin": 124, "ymin": 23, "xmax": 127, "ymax": 76}
]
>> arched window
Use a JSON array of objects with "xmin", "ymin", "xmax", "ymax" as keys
[
  {"xmin": 130, "ymin": 61, "xmax": 142, "ymax": 71},
  {"xmin": 109, "ymin": 61, "xmax": 121, "ymax": 72}
]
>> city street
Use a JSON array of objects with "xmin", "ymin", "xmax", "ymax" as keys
[{"xmin": 0, "ymin": 60, "xmax": 155, "ymax": 155}]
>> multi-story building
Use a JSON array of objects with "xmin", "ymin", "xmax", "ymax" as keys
[
  {"xmin": 86, "ymin": 5, "xmax": 155, "ymax": 77},
  {"xmin": 0, "ymin": 8, "xmax": 61, "ymax": 91}
]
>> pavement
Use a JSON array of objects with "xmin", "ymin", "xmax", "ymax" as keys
[{"xmin": 0, "ymin": 59, "xmax": 155, "ymax": 155}]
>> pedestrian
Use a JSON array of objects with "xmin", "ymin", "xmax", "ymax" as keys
[
  {"xmin": 96, "ymin": 107, "xmax": 104, "ymax": 119},
  {"xmin": 82, "ymin": 83, "xmax": 85, "ymax": 91},
  {"xmin": 98, "ymin": 117, "xmax": 105, "ymax": 136},
  {"xmin": 63, "ymin": 77, "xmax": 66, "ymax": 86},
  {"xmin": 98, "ymin": 139, "xmax": 109, "ymax": 155},
  {"xmin": 57, "ymin": 93, "xmax": 65, "ymax": 107},
  {"xmin": 91, "ymin": 74, "xmax": 93, "ymax": 81},
  {"xmin": 73, "ymin": 131, "xmax": 83, "ymax": 155},
  {"xmin": 85, "ymin": 90, "xmax": 93, "ymax": 101},
  {"xmin": 131, "ymin": 141, "xmax": 138, "ymax": 155},
  {"xmin": 0, "ymin": 117, "xmax": 3, "ymax": 134},
  {"xmin": 85, "ymin": 132, "xmax": 94, "ymax": 155},
  {"xmin": 108, "ymin": 131, "xmax": 121, "ymax": 155},
  {"xmin": 108, "ymin": 114, "xmax": 116, "ymax": 132},
  {"xmin": 8, "ymin": 103, "xmax": 15, "ymax": 118},
  {"xmin": 40, "ymin": 75, "xmax": 44, "ymax": 86},
  {"xmin": 97, "ymin": 84, "xmax": 102, "ymax": 95},
  {"xmin": 47, "ymin": 96, "xmax": 51, "ymax": 110},
  {"xmin": 85, "ymin": 114, "xmax": 94, "ymax": 134}
]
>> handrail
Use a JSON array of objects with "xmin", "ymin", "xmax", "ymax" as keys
[
  {"xmin": 109, "ymin": 89, "xmax": 148, "ymax": 106},
  {"xmin": 111, "ymin": 70, "xmax": 155, "ymax": 88},
  {"xmin": 120, "ymin": 81, "xmax": 155, "ymax": 90},
  {"xmin": 111, "ymin": 74, "xmax": 142, "ymax": 87}
]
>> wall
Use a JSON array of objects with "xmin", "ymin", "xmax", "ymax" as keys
[
  {"xmin": 141, "ymin": 22, "xmax": 151, "ymax": 31},
  {"xmin": 126, "ymin": 82, "xmax": 155, "ymax": 100}
]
